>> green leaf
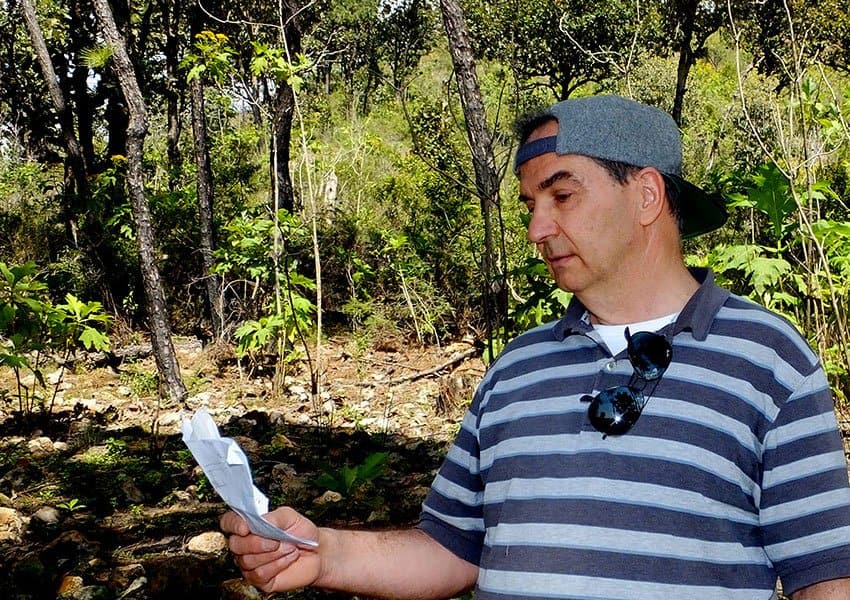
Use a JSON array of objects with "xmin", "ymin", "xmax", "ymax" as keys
[
  {"xmin": 356, "ymin": 452, "xmax": 389, "ymax": 481},
  {"xmin": 747, "ymin": 164, "xmax": 795, "ymax": 241}
]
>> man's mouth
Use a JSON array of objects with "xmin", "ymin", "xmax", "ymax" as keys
[{"xmin": 546, "ymin": 252, "xmax": 574, "ymax": 266}]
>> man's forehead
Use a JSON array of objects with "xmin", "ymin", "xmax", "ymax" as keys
[{"xmin": 527, "ymin": 118, "xmax": 559, "ymax": 143}]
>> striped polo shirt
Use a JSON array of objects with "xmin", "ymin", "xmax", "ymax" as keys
[{"xmin": 419, "ymin": 269, "xmax": 850, "ymax": 599}]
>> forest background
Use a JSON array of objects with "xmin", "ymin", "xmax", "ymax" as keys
[{"xmin": 1, "ymin": 0, "xmax": 850, "ymax": 598}]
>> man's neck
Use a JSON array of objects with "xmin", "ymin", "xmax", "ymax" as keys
[{"xmin": 582, "ymin": 260, "xmax": 699, "ymax": 326}]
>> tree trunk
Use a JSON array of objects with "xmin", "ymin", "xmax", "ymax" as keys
[
  {"xmin": 69, "ymin": 0, "xmax": 96, "ymax": 171},
  {"xmin": 438, "ymin": 0, "xmax": 505, "ymax": 356},
  {"xmin": 672, "ymin": 1, "xmax": 698, "ymax": 125},
  {"xmin": 164, "ymin": 0, "xmax": 181, "ymax": 185},
  {"xmin": 189, "ymin": 10, "xmax": 224, "ymax": 338},
  {"xmin": 20, "ymin": 0, "xmax": 89, "ymax": 199},
  {"xmin": 270, "ymin": 82, "xmax": 296, "ymax": 212},
  {"xmin": 92, "ymin": 0, "xmax": 187, "ymax": 405}
]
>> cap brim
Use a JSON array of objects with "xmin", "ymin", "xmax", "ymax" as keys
[{"xmin": 666, "ymin": 175, "xmax": 728, "ymax": 239}]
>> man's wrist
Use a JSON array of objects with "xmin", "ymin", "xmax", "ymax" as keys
[{"xmin": 313, "ymin": 526, "xmax": 338, "ymax": 589}]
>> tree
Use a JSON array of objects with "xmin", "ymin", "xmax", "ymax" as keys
[
  {"xmin": 188, "ymin": 13, "xmax": 224, "ymax": 338},
  {"xmin": 19, "ymin": 0, "xmax": 89, "ymax": 204},
  {"xmin": 438, "ymin": 0, "xmax": 506, "ymax": 354},
  {"xmin": 465, "ymin": 0, "xmax": 646, "ymax": 99},
  {"xmin": 92, "ymin": 0, "xmax": 187, "ymax": 404}
]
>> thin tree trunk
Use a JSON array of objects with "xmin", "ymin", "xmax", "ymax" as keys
[
  {"xmin": 270, "ymin": 82, "xmax": 296, "ymax": 212},
  {"xmin": 69, "ymin": 0, "xmax": 96, "ymax": 171},
  {"xmin": 188, "ymin": 41, "xmax": 224, "ymax": 337},
  {"xmin": 438, "ymin": 0, "xmax": 505, "ymax": 356},
  {"xmin": 672, "ymin": 1, "xmax": 698, "ymax": 125},
  {"xmin": 164, "ymin": 0, "xmax": 181, "ymax": 186},
  {"xmin": 20, "ymin": 0, "xmax": 88, "ymax": 198},
  {"xmin": 92, "ymin": 0, "xmax": 187, "ymax": 404}
]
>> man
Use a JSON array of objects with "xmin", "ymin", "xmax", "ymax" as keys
[{"xmin": 221, "ymin": 95, "xmax": 850, "ymax": 598}]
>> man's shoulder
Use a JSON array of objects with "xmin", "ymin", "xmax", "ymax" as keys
[{"xmin": 712, "ymin": 291, "xmax": 820, "ymax": 371}]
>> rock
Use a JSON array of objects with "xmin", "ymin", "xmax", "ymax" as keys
[
  {"xmin": 118, "ymin": 576, "xmax": 147, "ymax": 599},
  {"xmin": 117, "ymin": 385, "xmax": 132, "ymax": 397},
  {"xmin": 188, "ymin": 391, "xmax": 212, "ymax": 404},
  {"xmin": 314, "ymin": 490, "xmax": 343, "ymax": 504},
  {"xmin": 0, "ymin": 506, "xmax": 27, "ymax": 543},
  {"xmin": 270, "ymin": 463, "xmax": 308, "ymax": 502},
  {"xmin": 27, "ymin": 436, "xmax": 56, "ymax": 457},
  {"xmin": 33, "ymin": 506, "xmax": 61, "ymax": 525},
  {"xmin": 109, "ymin": 563, "xmax": 145, "ymax": 590},
  {"xmin": 232, "ymin": 435, "xmax": 260, "ymax": 459},
  {"xmin": 172, "ymin": 489, "xmax": 194, "ymax": 503},
  {"xmin": 121, "ymin": 479, "xmax": 145, "ymax": 503},
  {"xmin": 53, "ymin": 441, "xmax": 70, "ymax": 452},
  {"xmin": 186, "ymin": 531, "xmax": 227, "ymax": 555},
  {"xmin": 42, "ymin": 530, "xmax": 98, "ymax": 568},
  {"xmin": 58, "ymin": 575, "xmax": 84, "ymax": 598},
  {"xmin": 219, "ymin": 578, "xmax": 263, "ymax": 600},
  {"xmin": 156, "ymin": 411, "xmax": 182, "ymax": 428},
  {"xmin": 0, "ymin": 491, "xmax": 12, "ymax": 506},
  {"xmin": 47, "ymin": 368, "xmax": 64, "ymax": 385}
]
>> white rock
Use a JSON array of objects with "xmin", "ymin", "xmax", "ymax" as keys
[
  {"xmin": 188, "ymin": 391, "xmax": 213, "ymax": 405},
  {"xmin": 156, "ymin": 412, "xmax": 182, "ymax": 427},
  {"xmin": 33, "ymin": 506, "xmax": 61, "ymax": 525},
  {"xmin": 117, "ymin": 385, "xmax": 132, "ymax": 397},
  {"xmin": 0, "ymin": 507, "xmax": 27, "ymax": 543},
  {"xmin": 186, "ymin": 531, "xmax": 227, "ymax": 555},
  {"xmin": 27, "ymin": 437, "xmax": 56, "ymax": 457}
]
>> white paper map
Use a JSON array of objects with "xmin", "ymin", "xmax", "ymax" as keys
[{"xmin": 181, "ymin": 408, "xmax": 318, "ymax": 548}]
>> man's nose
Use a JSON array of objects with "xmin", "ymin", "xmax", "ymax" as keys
[{"xmin": 526, "ymin": 204, "xmax": 558, "ymax": 244}]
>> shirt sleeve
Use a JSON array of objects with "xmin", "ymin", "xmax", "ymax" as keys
[
  {"xmin": 417, "ymin": 391, "xmax": 486, "ymax": 566},
  {"xmin": 760, "ymin": 365, "xmax": 850, "ymax": 594}
]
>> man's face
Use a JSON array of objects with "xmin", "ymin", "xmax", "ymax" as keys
[{"xmin": 518, "ymin": 121, "xmax": 643, "ymax": 297}]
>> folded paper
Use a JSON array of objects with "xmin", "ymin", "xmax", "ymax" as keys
[{"xmin": 181, "ymin": 408, "xmax": 318, "ymax": 548}]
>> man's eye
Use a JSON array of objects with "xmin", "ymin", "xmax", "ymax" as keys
[{"xmin": 555, "ymin": 193, "xmax": 572, "ymax": 203}]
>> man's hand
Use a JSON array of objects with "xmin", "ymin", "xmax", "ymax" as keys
[
  {"xmin": 792, "ymin": 577, "xmax": 850, "ymax": 599},
  {"xmin": 222, "ymin": 507, "xmax": 478, "ymax": 599},
  {"xmin": 221, "ymin": 506, "xmax": 322, "ymax": 593}
]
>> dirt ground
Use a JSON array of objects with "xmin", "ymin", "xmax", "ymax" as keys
[{"xmin": 0, "ymin": 334, "xmax": 485, "ymax": 599}]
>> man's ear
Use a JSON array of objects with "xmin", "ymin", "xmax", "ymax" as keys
[{"xmin": 635, "ymin": 167, "xmax": 667, "ymax": 227}]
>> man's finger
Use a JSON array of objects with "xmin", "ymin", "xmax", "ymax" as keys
[
  {"xmin": 220, "ymin": 510, "xmax": 250, "ymax": 536},
  {"xmin": 229, "ymin": 532, "xmax": 287, "ymax": 555},
  {"xmin": 243, "ymin": 549, "xmax": 302, "ymax": 590},
  {"xmin": 263, "ymin": 506, "xmax": 303, "ymax": 530}
]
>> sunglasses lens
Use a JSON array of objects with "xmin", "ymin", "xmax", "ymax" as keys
[
  {"xmin": 628, "ymin": 332, "xmax": 672, "ymax": 380},
  {"xmin": 586, "ymin": 386, "xmax": 643, "ymax": 436}
]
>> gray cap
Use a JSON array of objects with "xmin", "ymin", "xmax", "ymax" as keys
[{"xmin": 514, "ymin": 95, "xmax": 727, "ymax": 239}]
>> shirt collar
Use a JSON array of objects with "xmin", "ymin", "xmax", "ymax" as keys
[{"xmin": 552, "ymin": 268, "xmax": 729, "ymax": 342}]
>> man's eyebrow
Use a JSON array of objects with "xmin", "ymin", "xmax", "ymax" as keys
[
  {"xmin": 539, "ymin": 170, "xmax": 574, "ymax": 190},
  {"xmin": 518, "ymin": 170, "xmax": 575, "ymax": 203}
]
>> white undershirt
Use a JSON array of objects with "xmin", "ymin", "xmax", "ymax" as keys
[{"xmin": 593, "ymin": 312, "xmax": 679, "ymax": 356}]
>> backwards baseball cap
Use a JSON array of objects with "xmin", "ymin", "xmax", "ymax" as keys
[{"xmin": 514, "ymin": 95, "xmax": 727, "ymax": 239}]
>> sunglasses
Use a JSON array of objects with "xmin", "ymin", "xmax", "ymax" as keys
[{"xmin": 581, "ymin": 328, "xmax": 672, "ymax": 438}]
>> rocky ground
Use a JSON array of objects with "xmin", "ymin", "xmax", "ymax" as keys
[{"xmin": 0, "ymin": 335, "xmax": 484, "ymax": 600}]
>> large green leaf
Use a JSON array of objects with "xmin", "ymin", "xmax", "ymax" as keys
[{"xmin": 748, "ymin": 164, "xmax": 796, "ymax": 241}]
